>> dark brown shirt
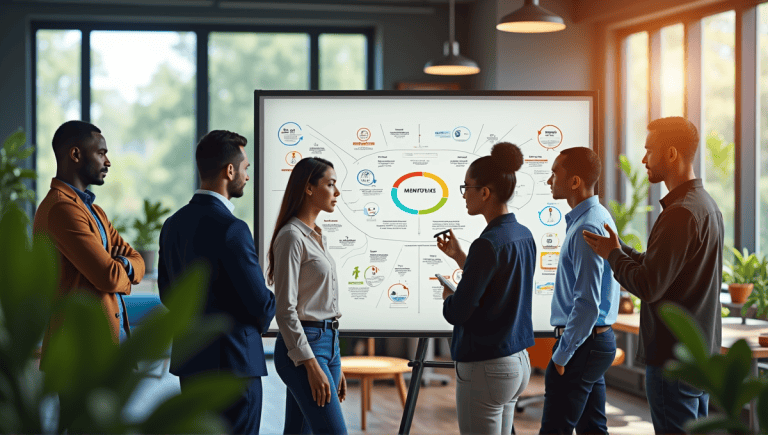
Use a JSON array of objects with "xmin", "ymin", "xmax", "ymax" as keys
[{"xmin": 607, "ymin": 179, "xmax": 723, "ymax": 366}]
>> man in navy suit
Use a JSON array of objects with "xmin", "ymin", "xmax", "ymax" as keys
[{"xmin": 158, "ymin": 130, "xmax": 276, "ymax": 435}]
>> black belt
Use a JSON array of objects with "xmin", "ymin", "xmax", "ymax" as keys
[
  {"xmin": 300, "ymin": 319, "xmax": 339, "ymax": 330},
  {"xmin": 554, "ymin": 325, "xmax": 611, "ymax": 338}
]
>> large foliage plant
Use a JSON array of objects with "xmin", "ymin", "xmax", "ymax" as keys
[
  {"xmin": 0, "ymin": 130, "xmax": 36, "ymax": 223},
  {"xmin": 0, "ymin": 203, "xmax": 243, "ymax": 433},
  {"xmin": 132, "ymin": 199, "xmax": 171, "ymax": 251},
  {"xmin": 660, "ymin": 304, "xmax": 768, "ymax": 434}
]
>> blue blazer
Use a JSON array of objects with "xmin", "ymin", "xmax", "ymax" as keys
[{"xmin": 158, "ymin": 194, "xmax": 276, "ymax": 377}]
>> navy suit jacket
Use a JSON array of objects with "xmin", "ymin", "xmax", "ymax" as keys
[{"xmin": 158, "ymin": 194, "xmax": 276, "ymax": 377}]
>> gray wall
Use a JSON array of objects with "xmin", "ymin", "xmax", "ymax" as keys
[{"xmin": 472, "ymin": 0, "xmax": 596, "ymax": 91}]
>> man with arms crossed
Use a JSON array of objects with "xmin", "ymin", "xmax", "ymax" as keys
[
  {"xmin": 539, "ymin": 147, "xmax": 619, "ymax": 434},
  {"xmin": 158, "ymin": 130, "xmax": 276, "ymax": 435},
  {"xmin": 583, "ymin": 117, "xmax": 723, "ymax": 434},
  {"xmin": 34, "ymin": 121, "xmax": 145, "ymax": 427}
]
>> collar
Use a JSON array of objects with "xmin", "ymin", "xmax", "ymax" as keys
[
  {"xmin": 565, "ymin": 195, "xmax": 600, "ymax": 226},
  {"xmin": 288, "ymin": 216, "xmax": 322, "ymax": 237},
  {"xmin": 483, "ymin": 212, "xmax": 517, "ymax": 233},
  {"xmin": 660, "ymin": 178, "xmax": 702, "ymax": 209},
  {"xmin": 55, "ymin": 178, "xmax": 96, "ymax": 207},
  {"xmin": 195, "ymin": 189, "xmax": 235, "ymax": 213}
]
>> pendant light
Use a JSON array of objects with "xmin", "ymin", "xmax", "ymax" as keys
[
  {"xmin": 497, "ymin": 0, "xmax": 566, "ymax": 33},
  {"xmin": 424, "ymin": 0, "xmax": 480, "ymax": 76}
]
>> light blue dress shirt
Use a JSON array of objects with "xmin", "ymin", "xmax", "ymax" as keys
[
  {"xmin": 549, "ymin": 195, "xmax": 620, "ymax": 366},
  {"xmin": 60, "ymin": 180, "xmax": 132, "ymax": 343}
]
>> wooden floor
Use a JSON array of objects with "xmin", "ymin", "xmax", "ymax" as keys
[{"xmin": 260, "ymin": 360, "xmax": 655, "ymax": 435}]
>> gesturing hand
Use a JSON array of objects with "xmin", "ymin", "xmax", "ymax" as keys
[
  {"xmin": 303, "ymin": 358, "xmax": 332, "ymax": 407},
  {"xmin": 436, "ymin": 229, "xmax": 466, "ymax": 267},
  {"xmin": 441, "ymin": 284, "xmax": 455, "ymax": 301},
  {"xmin": 582, "ymin": 224, "xmax": 621, "ymax": 260}
]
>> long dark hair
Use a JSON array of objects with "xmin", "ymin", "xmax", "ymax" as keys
[
  {"xmin": 467, "ymin": 142, "xmax": 524, "ymax": 203},
  {"xmin": 267, "ymin": 157, "xmax": 334, "ymax": 285}
]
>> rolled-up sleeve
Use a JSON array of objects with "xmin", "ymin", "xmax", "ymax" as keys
[{"xmin": 273, "ymin": 230, "xmax": 314, "ymax": 365}]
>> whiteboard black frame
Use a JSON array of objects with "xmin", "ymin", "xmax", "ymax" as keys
[{"xmin": 254, "ymin": 90, "xmax": 599, "ymax": 338}]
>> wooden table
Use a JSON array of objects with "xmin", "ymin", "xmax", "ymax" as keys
[
  {"xmin": 614, "ymin": 313, "xmax": 768, "ymax": 432},
  {"xmin": 341, "ymin": 355, "xmax": 411, "ymax": 430}
]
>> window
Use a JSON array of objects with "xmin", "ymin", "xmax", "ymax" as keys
[
  {"xmin": 760, "ymin": 3, "xmax": 768, "ymax": 254},
  {"xmin": 89, "ymin": 31, "xmax": 196, "ymax": 240},
  {"xmin": 319, "ymin": 33, "xmax": 367, "ymax": 90},
  {"xmin": 702, "ymin": 11, "xmax": 736, "ymax": 249},
  {"xmin": 34, "ymin": 24, "xmax": 371, "ymax": 245},
  {"xmin": 660, "ymin": 24, "xmax": 684, "ymax": 118},
  {"xmin": 35, "ymin": 30, "xmax": 81, "ymax": 205},
  {"xmin": 209, "ymin": 32, "xmax": 311, "ymax": 229},
  {"xmin": 624, "ymin": 31, "xmax": 650, "ymax": 245}
]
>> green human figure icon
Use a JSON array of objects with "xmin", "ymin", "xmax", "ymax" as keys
[{"xmin": 353, "ymin": 266, "xmax": 360, "ymax": 279}]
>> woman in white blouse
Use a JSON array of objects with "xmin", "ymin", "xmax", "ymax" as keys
[{"xmin": 267, "ymin": 157, "xmax": 347, "ymax": 435}]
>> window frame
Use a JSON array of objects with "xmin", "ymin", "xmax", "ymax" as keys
[
  {"xmin": 609, "ymin": 1, "xmax": 764, "ymax": 254},
  {"xmin": 30, "ymin": 21, "xmax": 375, "ymax": 210}
]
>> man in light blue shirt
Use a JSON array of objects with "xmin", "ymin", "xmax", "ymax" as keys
[{"xmin": 540, "ymin": 147, "xmax": 620, "ymax": 435}]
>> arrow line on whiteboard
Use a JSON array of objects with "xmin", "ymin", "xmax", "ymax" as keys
[
  {"xmin": 352, "ymin": 147, "xmax": 482, "ymax": 164},
  {"xmin": 498, "ymin": 125, "xmax": 517, "ymax": 142},
  {"xmin": 342, "ymin": 239, "xmax": 368, "ymax": 266},
  {"xmin": 307, "ymin": 125, "xmax": 355, "ymax": 161},
  {"xmin": 380, "ymin": 125, "xmax": 388, "ymax": 147},
  {"xmin": 472, "ymin": 124, "xmax": 484, "ymax": 153}
]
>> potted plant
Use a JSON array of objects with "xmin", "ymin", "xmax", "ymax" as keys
[
  {"xmin": 132, "ymin": 199, "xmax": 171, "ymax": 274},
  {"xmin": 0, "ymin": 129, "xmax": 36, "ymax": 223},
  {"xmin": 608, "ymin": 155, "xmax": 653, "ymax": 313},
  {"xmin": 723, "ymin": 247, "xmax": 764, "ymax": 304},
  {"xmin": 739, "ymin": 252, "xmax": 768, "ymax": 318}
]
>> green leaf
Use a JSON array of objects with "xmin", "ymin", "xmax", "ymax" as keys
[
  {"xmin": 686, "ymin": 413, "xmax": 747, "ymax": 435},
  {"xmin": 139, "ymin": 373, "xmax": 244, "ymax": 434},
  {"xmin": 2, "ymin": 130, "xmax": 26, "ymax": 155},
  {"xmin": 758, "ymin": 383, "xmax": 768, "ymax": 432}
]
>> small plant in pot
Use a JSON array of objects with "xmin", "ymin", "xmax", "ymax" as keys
[
  {"xmin": 132, "ymin": 198, "xmax": 171, "ymax": 274},
  {"xmin": 723, "ymin": 247, "xmax": 764, "ymax": 304},
  {"xmin": 740, "ymin": 253, "xmax": 768, "ymax": 319}
]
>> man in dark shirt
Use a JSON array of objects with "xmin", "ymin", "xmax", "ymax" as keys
[{"xmin": 583, "ymin": 117, "xmax": 723, "ymax": 434}]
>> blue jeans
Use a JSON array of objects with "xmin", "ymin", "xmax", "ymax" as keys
[
  {"xmin": 274, "ymin": 327, "xmax": 347, "ymax": 435},
  {"xmin": 540, "ymin": 328, "xmax": 616, "ymax": 435},
  {"xmin": 645, "ymin": 364, "xmax": 708, "ymax": 434}
]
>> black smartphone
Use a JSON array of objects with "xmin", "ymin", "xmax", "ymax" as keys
[{"xmin": 434, "ymin": 229, "xmax": 451, "ymax": 239}]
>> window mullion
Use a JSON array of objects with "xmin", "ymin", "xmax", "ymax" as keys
[
  {"xmin": 685, "ymin": 20, "xmax": 705, "ymax": 178},
  {"xmin": 735, "ymin": 6, "xmax": 759, "ymax": 253},
  {"xmin": 648, "ymin": 29, "xmax": 662, "ymax": 228}
]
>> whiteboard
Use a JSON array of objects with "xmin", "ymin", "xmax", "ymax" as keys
[{"xmin": 255, "ymin": 91, "xmax": 596, "ymax": 336}]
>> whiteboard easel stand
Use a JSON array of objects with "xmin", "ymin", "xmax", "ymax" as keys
[{"xmin": 397, "ymin": 337, "xmax": 455, "ymax": 435}]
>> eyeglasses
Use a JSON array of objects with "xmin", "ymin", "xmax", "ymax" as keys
[{"xmin": 459, "ymin": 184, "xmax": 484, "ymax": 195}]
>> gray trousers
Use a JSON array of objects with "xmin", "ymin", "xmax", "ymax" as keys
[{"xmin": 455, "ymin": 350, "xmax": 531, "ymax": 434}]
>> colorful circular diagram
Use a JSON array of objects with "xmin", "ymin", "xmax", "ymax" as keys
[
  {"xmin": 452, "ymin": 126, "xmax": 471, "ymax": 141},
  {"xmin": 388, "ymin": 283, "xmax": 409, "ymax": 303},
  {"xmin": 285, "ymin": 151, "xmax": 302, "ymax": 166},
  {"xmin": 539, "ymin": 206, "xmax": 562, "ymax": 226},
  {"xmin": 537, "ymin": 125, "xmax": 563, "ymax": 149},
  {"xmin": 364, "ymin": 202, "xmax": 379, "ymax": 216},
  {"xmin": 278, "ymin": 122, "xmax": 303, "ymax": 146},
  {"xmin": 357, "ymin": 128, "xmax": 371, "ymax": 141},
  {"xmin": 365, "ymin": 265, "xmax": 385, "ymax": 287},
  {"xmin": 390, "ymin": 172, "xmax": 449, "ymax": 215},
  {"xmin": 451, "ymin": 269, "xmax": 463, "ymax": 284},
  {"xmin": 357, "ymin": 169, "xmax": 375, "ymax": 185}
]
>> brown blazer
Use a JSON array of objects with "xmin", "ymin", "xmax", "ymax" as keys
[{"xmin": 33, "ymin": 178, "xmax": 145, "ymax": 361}]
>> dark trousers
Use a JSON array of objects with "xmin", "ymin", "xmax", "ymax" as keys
[
  {"xmin": 179, "ymin": 375, "xmax": 262, "ymax": 435},
  {"xmin": 540, "ymin": 328, "xmax": 616, "ymax": 435},
  {"xmin": 645, "ymin": 364, "xmax": 708, "ymax": 434}
]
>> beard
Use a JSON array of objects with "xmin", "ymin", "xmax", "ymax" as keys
[
  {"xmin": 228, "ymin": 173, "xmax": 246, "ymax": 198},
  {"xmin": 646, "ymin": 163, "xmax": 667, "ymax": 184},
  {"xmin": 81, "ymin": 159, "xmax": 106, "ymax": 186}
]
